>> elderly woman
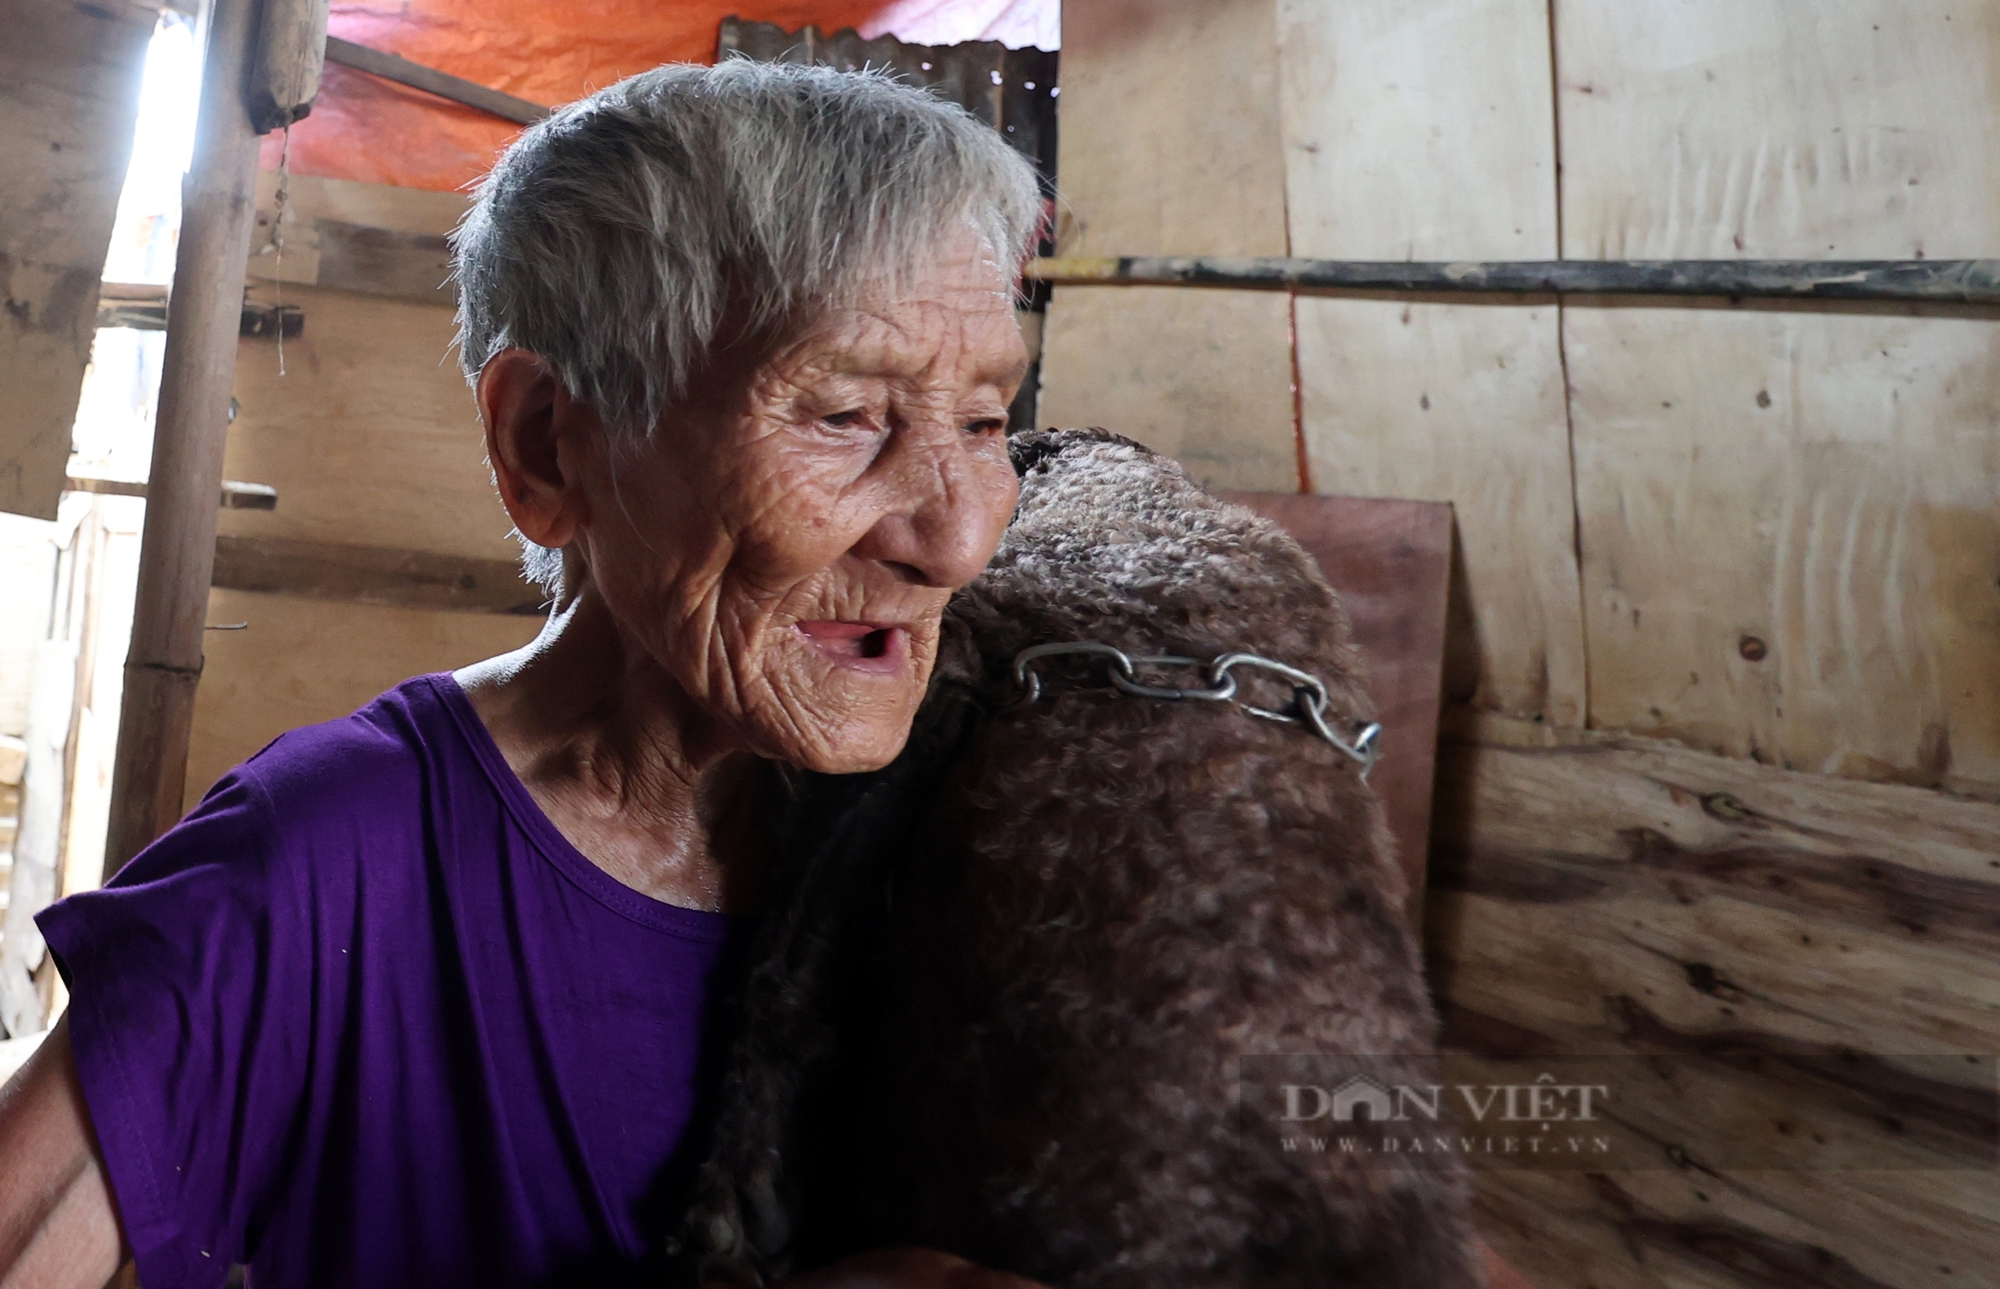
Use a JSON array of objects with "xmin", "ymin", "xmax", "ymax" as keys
[{"xmin": 0, "ymin": 62, "xmax": 1048, "ymax": 1289}]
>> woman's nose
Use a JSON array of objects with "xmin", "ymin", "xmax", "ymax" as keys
[{"xmin": 850, "ymin": 434, "xmax": 1017, "ymax": 589}]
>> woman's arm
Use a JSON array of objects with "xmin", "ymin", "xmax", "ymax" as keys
[{"xmin": 0, "ymin": 1018, "xmax": 127, "ymax": 1289}]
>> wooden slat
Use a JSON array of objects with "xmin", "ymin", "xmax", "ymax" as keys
[
  {"xmin": 1554, "ymin": 2, "xmax": 2000, "ymax": 262},
  {"xmin": 1222, "ymin": 492, "xmax": 1452, "ymax": 925},
  {"xmin": 216, "ymin": 282, "xmax": 519, "ymax": 562},
  {"xmin": 1036, "ymin": 0, "xmax": 1297, "ymax": 492},
  {"xmin": 1278, "ymin": 0, "xmax": 1587, "ymax": 726},
  {"xmin": 184, "ymin": 588, "xmax": 539, "ymax": 809},
  {"xmin": 210, "ymin": 534, "xmax": 541, "ymax": 614},
  {"xmin": 244, "ymin": 170, "xmax": 472, "ymax": 299},
  {"xmin": 322, "ymin": 35, "xmax": 549, "ymax": 126},
  {"xmin": 1565, "ymin": 306, "xmax": 2000, "ymax": 797},
  {"xmin": 1554, "ymin": 1, "xmax": 2000, "ymax": 798},
  {"xmin": 0, "ymin": 0, "xmax": 154, "ymax": 520}
]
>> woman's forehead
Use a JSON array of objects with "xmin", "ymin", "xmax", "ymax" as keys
[{"xmin": 780, "ymin": 288, "xmax": 1027, "ymax": 387}]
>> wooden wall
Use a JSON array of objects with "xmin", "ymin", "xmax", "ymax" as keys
[
  {"xmin": 0, "ymin": 0, "xmax": 153, "ymax": 521},
  {"xmin": 183, "ymin": 174, "xmax": 537, "ymax": 807},
  {"xmin": 1041, "ymin": 2, "xmax": 2000, "ymax": 1285}
]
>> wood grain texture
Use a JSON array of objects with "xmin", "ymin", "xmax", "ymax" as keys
[
  {"xmin": 245, "ymin": 169, "xmax": 471, "ymax": 292},
  {"xmin": 211, "ymin": 535, "xmax": 542, "ymax": 614},
  {"xmin": 1553, "ymin": 3, "xmax": 2000, "ymax": 797},
  {"xmin": 1426, "ymin": 717, "xmax": 2000, "ymax": 1289},
  {"xmin": 184, "ymin": 588, "xmax": 537, "ymax": 809},
  {"xmin": 1036, "ymin": 0, "xmax": 1297, "ymax": 490},
  {"xmin": 1222, "ymin": 491, "xmax": 1452, "ymax": 926},
  {"xmin": 1278, "ymin": 0, "xmax": 1586, "ymax": 725},
  {"xmin": 1038, "ymin": 286, "xmax": 1298, "ymax": 491},
  {"xmin": 216, "ymin": 283, "xmax": 518, "ymax": 561},
  {"xmin": 1567, "ymin": 306, "xmax": 2000, "ymax": 798},
  {"xmin": 0, "ymin": 0, "xmax": 153, "ymax": 520},
  {"xmin": 1554, "ymin": 0, "xmax": 2000, "ymax": 261}
]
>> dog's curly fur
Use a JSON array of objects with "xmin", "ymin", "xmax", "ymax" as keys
[{"xmin": 678, "ymin": 429, "xmax": 1481, "ymax": 1288}]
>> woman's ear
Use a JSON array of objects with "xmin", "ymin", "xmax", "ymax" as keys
[{"xmin": 477, "ymin": 349, "xmax": 597, "ymax": 550}]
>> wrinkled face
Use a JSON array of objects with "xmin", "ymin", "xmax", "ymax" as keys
[{"xmin": 580, "ymin": 239, "xmax": 1027, "ymax": 772}]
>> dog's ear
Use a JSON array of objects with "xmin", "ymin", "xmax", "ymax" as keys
[
  {"xmin": 1006, "ymin": 428, "xmax": 1072, "ymax": 478},
  {"xmin": 1007, "ymin": 426, "xmax": 1154, "ymax": 478}
]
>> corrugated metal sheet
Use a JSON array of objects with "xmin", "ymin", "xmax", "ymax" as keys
[{"xmin": 719, "ymin": 17, "xmax": 1058, "ymax": 427}]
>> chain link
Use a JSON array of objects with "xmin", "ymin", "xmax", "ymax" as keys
[{"xmin": 1011, "ymin": 641, "xmax": 1383, "ymax": 778}]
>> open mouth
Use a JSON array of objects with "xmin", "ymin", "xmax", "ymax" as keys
[{"xmin": 795, "ymin": 621, "xmax": 909, "ymax": 672}]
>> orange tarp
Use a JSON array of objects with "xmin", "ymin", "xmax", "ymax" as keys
[{"xmin": 264, "ymin": 2, "xmax": 894, "ymax": 193}]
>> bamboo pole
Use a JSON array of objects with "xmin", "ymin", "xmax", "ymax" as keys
[
  {"xmin": 1027, "ymin": 256, "xmax": 2000, "ymax": 305},
  {"xmin": 102, "ymin": 0, "xmax": 267, "ymax": 878}
]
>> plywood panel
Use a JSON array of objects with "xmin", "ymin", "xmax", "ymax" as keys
[
  {"xmin": 245, "ymin": 170, "xmax": 471, "ymax": 292},
  {"xmin": 1036, "ymin": 0, "xmax": 1296, "ymax": 489},
  {"xmin": 1279, "ymin": 0, "xmax": 1559, "ymax": 261},
  {"xmin": 1568, "ymin": 306, "xmax": 2000, "ymax": 797},
  {"xmin": 1554, "ymin": 2, "xmax": 2000, "ymax": 795},
  {"xmin": 1426, "ymin": 720, "xmax": 2000, "ymax": 1289},
  {"xmin": 1278, "ymin": 0, "xmax": 1583, "ymax": 723},
  {"xmin": 0, "ymin": 0, "xmax": 153, "ymax": 520},
  {"xmin": 1554, "ymin": 1, "xmax": 2000, "ymax": 260},
  {"xmin": 1037, "ymin": 288, "xmax": 1297, "ymax": 491},
  {"xmin": 1222, "ymin": 492, "xmax": 1453, "ymax": 922},
  {"xmin": 217, "ymin": 283, "xmax": 519, "ymax": 561},
  {"xmin": 185, "ymin": 588, "xmax": 538, "ymax": 808}
]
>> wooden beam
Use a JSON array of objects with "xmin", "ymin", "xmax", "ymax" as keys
[
  {"xmin": 323, "ymin": 35, "xmax": 550, "ymax": 126},
  {"xmin": 1030, "ymin": 256, "xmax": 2000, "ymax": 304},
  {"xmin": 102, "ymin": 0, "xmax": 270, "ymax": 879},
  {"xmin": 209, "ymin": 536, "xmax": 544, "ymax": 616},
  {"xmin": 65, "ymin": 476, "xmax": 278, "ymax": 510},
  {"xmin": 96, "ymin": 283, "xmax": 304, "ymax": 338}
]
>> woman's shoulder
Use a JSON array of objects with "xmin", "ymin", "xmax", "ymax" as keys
[
  {"xmin": 238, "ymin": 671, "xmax": 464, "ymax": 784},
  {"xmin": 196, "ymin": 673, "xmax": 484, "ymax": 855}
]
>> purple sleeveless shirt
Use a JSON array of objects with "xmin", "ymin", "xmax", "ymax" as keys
[{"xmin": 37, "ymin": 674, "xmax": 745, "ymax": 1289}]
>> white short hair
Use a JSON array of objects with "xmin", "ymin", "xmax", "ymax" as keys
[{"xmin": 454, "ymin": 58, "xmax": 1040, "ymax": 429}]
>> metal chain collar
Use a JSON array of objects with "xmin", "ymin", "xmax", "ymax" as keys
[{"xmin": 1010, "ymin": 641, "xmax": 1384, "ymax": 779}]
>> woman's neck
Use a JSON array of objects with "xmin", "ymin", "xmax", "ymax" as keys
[{"xmin": 454, "ymin": 589, "xmax": 767, "ymax": 912}]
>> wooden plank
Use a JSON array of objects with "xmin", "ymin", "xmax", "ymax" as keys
[
  {"xmin": 210, "ymin": 535, "xmax": 541, "ymax": 615},
  {"xmin": 1037, "ymin": 287, "xmax": 1298, "ymax": 490},
  {"xmin": 0, "ymin": 0, "xmax": 154, "ymax": 520},
  {"xmin": 216, "ymin": 283, "xmax": 519, "ymax": 562},
  {"xmin": 312, "ymin": 219, "xmax": 454, "ymax": 304},
  {"xmin": 1426, "ymin": 719, "xmax": 2000, "ymax": 1289},
  {"xmin": 1555, "ymin": 2, "xmax": 2000, "ymax": 797},
  {"xmin": 1554, "ymin": 2, "xmax": 2000, "ymax": 261},
  {"xmin": 1036, "ymin": 0, "xmax": 1297, "ymax": 491},
  {"xmin": 184, "ymin": 589, "xmax": 538, "ymax": 810},
  {"xmin": 1565, "ymin": 306, "xmax": 2000, "ymax": 798},
  {"xmin": 1028, "ymin": 255, "xmax": 2000, "ymax": 304},
  {"xmin": 245, "ymin": 170, "xmax": 471, "ymax": 294},
  {"xmin": 1222, "ymin": 492, "xmax": 1453, "ymax": 925},
  {"xmin": 322, "ymin": 35, "xmax": 549, "ymax": 126},
  {"xmin": 1278, "ymin": 0, "xmax": 1587, "ymax": 725}
]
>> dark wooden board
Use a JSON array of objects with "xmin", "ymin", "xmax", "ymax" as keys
[{"xmin": 1221, "ymin": 491, "xmax": 1453, "ymax": 926}]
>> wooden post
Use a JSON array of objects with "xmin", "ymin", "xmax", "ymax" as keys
[{"xmin": 101, "ymin": 0, "xmax": 266, "ymax": 878}]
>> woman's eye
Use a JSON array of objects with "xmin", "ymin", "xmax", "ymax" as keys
[
  {"xmin": 963, "ymin": 416, "xmax": 1008, "ymax": 437},
  {"xmin": 820, "ymin": 409, "xmax": 868, "ymax": 429}
]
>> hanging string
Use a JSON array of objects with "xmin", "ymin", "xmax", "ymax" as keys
[{"xmin": 271, "ymin": 124, "xmax": 292, "ymax": 377}]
